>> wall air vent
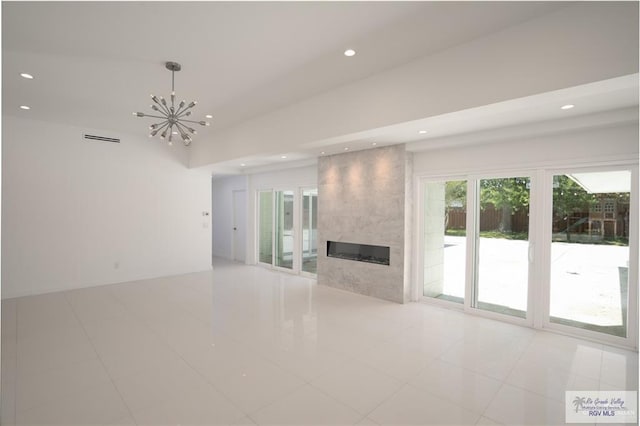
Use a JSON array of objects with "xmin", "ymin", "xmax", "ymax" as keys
[{"xmin": 83, "ymin": 133, "xmax": 120, "ymax": 143}]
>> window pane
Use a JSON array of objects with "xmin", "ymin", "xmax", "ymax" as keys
[
  {"xmin": 423, "ymin": 180, "xmax": 466, "ymax": 303},
  {"xmin": 550, "ymin": 171, "xmax": 630, "ymax": 337},
  {"xmin": 475, "ymin": 177, "xmax": 530, "ymax": 318},
  {"xmin": 302, "ymin": 189, "xmax": 318, "ymax": 274},
  {"xmin": 258, "ymin": 191, "xmax": 273, "ymax": 264}
]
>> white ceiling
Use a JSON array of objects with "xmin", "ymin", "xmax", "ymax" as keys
[{"xmin": 2, "ymin": 2, "xmax": 637, "ymax": 174}]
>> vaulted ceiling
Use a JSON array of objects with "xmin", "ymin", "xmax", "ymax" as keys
[{"xmin": 3, "ymin": 2, "xmax": 638, "ymax": 174}]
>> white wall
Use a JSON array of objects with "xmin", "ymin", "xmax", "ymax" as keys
[
  {"xmin": 2, "ymin": 116, "xmax": 213, "ymax": 299},
  {"xmin": 211, "ymin": 175, "xmax": 248, "ymax": 259},
  {"xmin": 190, "ymin": 2, "xmax": 638, "ymax": 167},
  {"xmin": 246, "ymin": 165, "xmax": 317, "ymax": 264},
  {"xmin": 412, "ymin": 122, "xmax": 639, "ymax": 175}
]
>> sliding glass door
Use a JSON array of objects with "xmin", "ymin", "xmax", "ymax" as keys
[
  {"xmin": 301, "ymin": 189, "xmax": 318, "ymax": 274},
  {"xmin": 548, "ymin": 170, "xmax": 631, "ymax": 338},
  {"xmin": 423, "ymin": 180, "xmax": 467, "ymax": 304},
  {"xmin": 256, "ymin": 188, "xmax": 318, "ymax": 276},
  {"xmin": 257, "ymin": 191, "xmax": 273, "ymax": 265},
  {"xmin": 474, "ymin": 177, "xmax": 531, "ymax": 318},
  {"xmin": 274, "ymin": 190, "xmax": 295, "ymax": 270},
  {"xmin": 419, "ymin": 166, "xmax": 637, "ymax": 346}
]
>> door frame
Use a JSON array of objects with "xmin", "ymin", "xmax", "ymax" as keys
[
  {"xmin": 299, "ymin": 187, "xmax": 318, "ymax": 278},
  {"xmin": 231, "ymin": 189, "xmax": 247, "ymax": 263}
]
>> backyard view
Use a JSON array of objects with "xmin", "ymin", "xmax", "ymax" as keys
[{"xmin": 425, "ymin": 171, "xmax": 630, "ymax": 337}]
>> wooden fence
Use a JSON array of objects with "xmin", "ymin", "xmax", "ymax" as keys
[{"xmin": 447, "ymin": 205, "xmax": 529, "ymax": 232}]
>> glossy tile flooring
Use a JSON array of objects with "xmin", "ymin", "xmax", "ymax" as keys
[{"xmin": 1, "ymin": 258, "xmax": 637, "ymax": 425}]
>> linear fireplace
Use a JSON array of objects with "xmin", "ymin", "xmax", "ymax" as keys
[{"xmin": 326, "ymin": 241, "xmax": 390, "ymax": 266}]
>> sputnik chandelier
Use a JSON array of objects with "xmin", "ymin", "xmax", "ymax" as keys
[{"xmin": 134, "ymin": 61, "xmax": 209, "ymax": 146}]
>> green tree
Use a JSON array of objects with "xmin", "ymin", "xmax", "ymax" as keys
[
  {"xmin": 480, "ymin": 177, "xmax": 530, "ymax": 232},
  {"xmin": 445, "ymin": 181, "xmax": 467, "ymax": 231},
  {"xmin": 552, "ymin": 175, "xmax": 597, "ymax": 240}
]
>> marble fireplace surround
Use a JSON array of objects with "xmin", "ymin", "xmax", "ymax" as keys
[{"xmin": 317, "ymin": 144, "xmax": 412, "ymax": 303}]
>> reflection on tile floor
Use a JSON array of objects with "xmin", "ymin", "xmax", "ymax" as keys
[{"xmin": 1, "ymin": 257, "xmax": 637, "ymax": 425}]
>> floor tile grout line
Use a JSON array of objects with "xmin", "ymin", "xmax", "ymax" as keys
[
  {"xmin": 90, "ymin": 279, "xmax": 256, "ymax": 423},
  {"xmin": 61, "ymin": 291, "xmax": 139, "ymax": 425},
  {"xmin": 458, "ymin": 329, "xmax": 537, "ymax": 422}
]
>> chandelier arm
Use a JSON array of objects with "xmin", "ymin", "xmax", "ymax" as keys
[
  {"xmin": 151, "ymin": 96, "xmax": 172, "ymax": 116},
  {"xmin": 175, "ymin": 108, "xmax": 194, "ymax": 119},
  {"xmin": 149, "ymin": 120, "xmax": 169, "ymax": 137},
  {"xmin": 158, "ymin": 121, "xmax": 172, "ymax": 138},
  {"xmin": 180, "ymin": 119, "xmax": 208, "ymax": 126},
  {"xmin": 149, "ymin": 120, "xmax": 167, "ymax": 130},
  {"xmin": 156, "ymin": 121, "xmax": 170, "ymax": 133},
  {"xmin": 141, "ymin": 114, "xmax": 170, "ymax": 120},
  {"xmin": 175, "ymin": 121, "xmax": 189, "ymax": 135},
  {"xmin": 174, "ymin": 102, "xmax": 192, "ymax": 117}
]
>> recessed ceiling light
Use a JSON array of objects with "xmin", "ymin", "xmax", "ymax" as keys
[
  {"xmin": 561, "ymin": 104, "xmax": 575, "ymax": 110},
  {"xmin": 418, "ymin": 130, "xmax": 427, "ymax": 134},
  {"xmin": 281, "ymin": 155, "xmax": 287, "ymax": 159},
  {"xmin": 344, "ymin": 147, "xmax": 349, "ymax": 151},
  {"xmin": 20, "ymin": 73, "xmax": 34, "ymax": 79},
  {"xmin": 240, "ymin": 163, "xmax": 246, "ymax": 167},
  {"xmin": 372, "ymin": 142, "xmax": 377, "ymax": 146},
  {"xmin": 172, "ymin": 131, "xmax": 178, "ymax": 135},
  {"xmin": 320, "ymin": 151, "xmax": 325, "ymax": 155},
  {"xmin": 344, "ymin": 49, "xmax": 356, "ymax": 57},
  {"xmin": 19, "ymin": 105, "xmax": 30, "ymax": 110},
  {"xmin": 205, "ymin": 114, "xmax": 213, "ymax": 119}
]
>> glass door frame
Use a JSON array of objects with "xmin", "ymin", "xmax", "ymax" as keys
[
  {"xmin": 299, "ymin": 186, "xmax": 318, "ymax": 278},
  {"xmin": 416, "ymin": 164, "xmax": 638, "ymax": 349},
  {"xmin": 254, "ymin": 187, "xmax": 299, "ymax": 273},
  {"xmin": 272, "ymin": 187, "xmax": 299, "ymax": 274},
  {"xmin": 256, "ymin": 189, "xmax": 274, "ymax": 268},
  {"xmin": 467, "ymin": 170, "xmax": 537, "ymax": 328},
  {"xmin": 256, "ymin": 187, "xmax": 318, "ymax": 277},
  {"xmin": 416, "ymin": 170, "xmax": 538, "ymax": 329},
  {"xmin": 415, "ymin": 175, "xmax": 471, "ymax": 310},
  {"xmin": 540, "ymin": 164, "xmax": 638, "ymax": 349}
]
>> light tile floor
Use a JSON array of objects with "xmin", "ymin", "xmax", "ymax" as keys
[{"xmin": 1, "ymin": 258, "xmax": 637, "ymax": 425}]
